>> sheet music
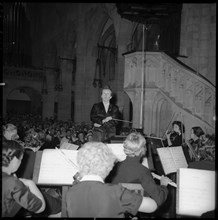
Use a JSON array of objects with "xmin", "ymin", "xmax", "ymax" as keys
[
  {"xmin": 106, "ymin": 143, "xmax": 126, "ymax": 161},
  {"xmin": 176, "ymin": 168, "xmax": 215, "ymax": 216},
  {"xmin": 107, "ymin": 144, "xmax": 150, "ymax": 169},
  {"xmin": 157, "ymin": 146, "xmax": 187, "ymax": 175},
  {"xmin": 37, "ymin": 149, "xmax": 78, "ymax": 185},
  {"xmin": 169, "ymin": 147, "xmax": 188, "ymax": 170},
  {"xmin": 60, "ymin": 142, "xmax": 79, "ymax": 150}
]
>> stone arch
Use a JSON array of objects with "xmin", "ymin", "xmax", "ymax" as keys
[
  {"xmin": 151, "ymin": 91, "xmax": 173, "ymax": 137},
  {"xmin": 85, "ymin": 7, "xmax": 109, "ymax": 57},
  {"xmin": 5, "ymin": 85, "xmax": 42, "ymax": 115},
  {"xmin": 121, "ymin": 91, "xmax": 133, "ymax": 127}
]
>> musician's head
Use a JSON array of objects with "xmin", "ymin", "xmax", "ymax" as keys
[
  {"xmin": 3, "ymin": 123, "xmax": 19, "ymax": 141},
  {"xmin": 172, "ymin": 121, "xmax": 185, "ymax": 134},
  {"xmin": 199, "ymin": 133, "xmax": 215, "ymax": 160},
  {"xmin": 77, "ymin": 142, "xmax": 116, "ymax": 180},
  {"xmin": 123, "ymin": 132, "xmax": 146, "ymax": 157},
  {"xmin": 191, "ymin": 126, "xmax": 205, "ymax": 140},
  {"xmin": 2, "ymin": 140, "xmax": 24, "ymax": 174},
  {"xmin": 101, "ymin": 85, "xmax": 112, "ymax": 103}
]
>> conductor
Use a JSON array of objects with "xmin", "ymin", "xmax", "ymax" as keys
[{"xmin": 90, "ymin": 85, "xmax": 120, "ymax": 141}]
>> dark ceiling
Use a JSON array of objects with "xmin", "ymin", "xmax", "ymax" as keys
[{"xmin": 116, "ymin": 3, "xmax": 182, "ymax": 24}]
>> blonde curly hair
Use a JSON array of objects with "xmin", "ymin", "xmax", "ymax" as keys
[
  {"xmin": 77, "ymin": 142, "xmax": 116, "ymax": 179},
  {"xmin": 123, "ymin": 132, "xmax": 146, "ymax": 157}
]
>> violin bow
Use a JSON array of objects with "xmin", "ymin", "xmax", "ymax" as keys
[
  {"xmin": 180, "ymin": 112, "xmax": 185, "ymax": 144},
  {"xmin": 162, "ymin": 112, "xmax": 178, "ymax": 139}
]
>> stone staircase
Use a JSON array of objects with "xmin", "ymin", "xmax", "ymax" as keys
[{"xmin": 123, "ymin": 51, "xmax": 215, "ymax": 137}]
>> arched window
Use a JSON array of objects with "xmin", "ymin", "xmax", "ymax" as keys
[{"xmin": 97, "ymin": 18, "xmax": 117, "ymax": 82}]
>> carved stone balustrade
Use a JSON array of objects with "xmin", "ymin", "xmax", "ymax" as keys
[{"xmin": 124, "ymin": 51, "xmax": 215, "ymax": 137}]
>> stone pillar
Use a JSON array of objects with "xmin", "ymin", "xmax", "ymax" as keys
[
  {"xmin": 57, "ymin": 59, "xmax": 73, "ymax": 121},
  {"xmin": 74, "ymin": 54, "xmax": 98, "ymax": 123},
  {"xmin": 116, "ymin": 18, "xmax": 133, "ymax": 125},
  {"xmin": 124, "ymin": 88, "xmax": 142, "ymax": 129},
  {"xmin": 42, "ymin": 69, "xmax": 55, "ymax": 119}
]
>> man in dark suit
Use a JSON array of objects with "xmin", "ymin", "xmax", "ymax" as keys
[{"xmin": 90, "ymin": 85, "xmax": 120, "ymax": 141}]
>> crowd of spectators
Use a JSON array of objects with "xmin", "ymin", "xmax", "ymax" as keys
[
  {"xmin": 2, "ymin": 112, "xmax": 215, "ymax": 162},
  {"xmin": 2, "ymin": 113, "xmax": 95, "ymax": 151}
]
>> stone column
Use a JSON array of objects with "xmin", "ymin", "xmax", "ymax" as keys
[
  {"xmin": 42, "ymin": 69, "xmax": 55, "ymax": 119},
  {"xmin": 116, "ymin": 18, "xmax": 133, "ymax": 126},
  {"xmin": 57, "ymin": 59, "xmax": 73, "ymax": 121}
]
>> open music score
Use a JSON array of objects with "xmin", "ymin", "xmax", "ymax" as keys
[
  {"xmin": 60, "ymin": 142, "xmax": 79, "ymax": 150},
  {"xmin": 34, "ymin": 149, "xmax": 78, "ymax": 185},
  {"xmin": 176, "ymin": 168, "xmax": 215, "ymax": 217},
  {"xmin": 106, "ymin": 143, "xmax": 126, "ymax": 161},
  {"xmin": 107, "ymin": 143, "xmax": 150, "ymax": 167},
  {"xmin": 157, "ymin": 146, "xmax": 188, "ymax": 175},
  {"xmin": 55, "ymin": 147, "xmax": 78, "ymax": 170}
]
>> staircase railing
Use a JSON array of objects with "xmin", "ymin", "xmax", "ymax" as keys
[{"xmin": 124, "ymin": 51, "xmax": 215, "ymax": 133}]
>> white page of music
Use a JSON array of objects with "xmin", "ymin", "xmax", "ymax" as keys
[
  {"xmin": 38, "ymin": 149, "xmax": 78, "ymax": 185},
  {"xmin": 157, "ymin": 147, "xmax": 177, "ymax": 174},
  {"xmin": 177, "ymin": 168, "xmax": 215, "ymax": 216},
  {"xmin": 169, "ymin": 146, "xmax": 188, "ymax": 169},
  {"xmin": 60, "ymin": 142, "xmax": 79, "ymax": 150},
  {"xmin": 107, "ymin": 143, "xmax": 126, "ymax": 161},
  {"xmin": 157, "ymin": 146, "xmax": 188, "ymax": 174},
  {"xmin": 107, "ymin": 143, "xmax": 150, "ymax": 169}
]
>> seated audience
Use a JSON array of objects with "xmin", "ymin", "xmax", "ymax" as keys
[
  {"xmin": 85, "ymin": 129, "xmax": 94, "ymax": 142},
  {"xmin": 65, "ymin": 141, "xmax": 158, "ymax": 217}
]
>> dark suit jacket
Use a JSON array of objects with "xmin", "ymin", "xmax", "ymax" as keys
[{"xmin": 90, "ymin": 102, "xmax": 120, "ymax": 139}]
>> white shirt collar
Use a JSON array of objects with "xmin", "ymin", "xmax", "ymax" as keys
[{"xmin": 80, "ymin": 174, "xmax": 104, "ymax": 183}]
